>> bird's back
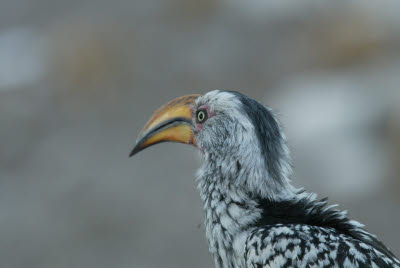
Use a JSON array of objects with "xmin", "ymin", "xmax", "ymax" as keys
[
  {"xmin": 244, "ymin": 195, "xmax": 400, "ymax": 267},
  {"xmin": 245, "ymin": 224, "xmax": 399, "ymax": 267}
]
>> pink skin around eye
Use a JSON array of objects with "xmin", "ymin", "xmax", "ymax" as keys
[
  {"xmin": 195, "ymin": 105, "xmax": 214, "ymax": 132},
  {"xmin": 194, "ymin": 105, "xmax": 214, "ymax": 154}
]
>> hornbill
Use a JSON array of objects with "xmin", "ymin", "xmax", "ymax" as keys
[{"xmin": 130, "ymin": 90, "xmax": 400, "ymax": 267}]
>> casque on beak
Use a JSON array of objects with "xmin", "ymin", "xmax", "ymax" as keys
[{"xmin": 129, "ymin": 94, "xmax": 201, "ymax": 157}]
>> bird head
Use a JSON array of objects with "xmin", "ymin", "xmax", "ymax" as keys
[{"xmin": 131, "ymin": 90, "xmax": 293, "ymax": 199}]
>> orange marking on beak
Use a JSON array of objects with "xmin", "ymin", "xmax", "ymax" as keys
[{"xmin": 130, "ymin": 94, "xmax": 200, "ymax": 157}]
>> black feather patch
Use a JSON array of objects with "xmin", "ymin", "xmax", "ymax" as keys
[
  {"xmin": 255, "ymin": 195, "xmax": 399, "ymax": 264},
  {"xmin": 225, "ymin": 91, "xmax": 289, "ymax": 186}
]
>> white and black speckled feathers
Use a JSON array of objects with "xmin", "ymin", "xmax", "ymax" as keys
[{"xmin": 194, "ymin": 90, "xmax": 399, "ymax": 268}]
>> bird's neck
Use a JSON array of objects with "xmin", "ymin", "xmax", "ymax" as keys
[
  {"xmin": 195, "ymin": 168, "xmax": 296, "ymax": 268},
  {"xmin": 196, "ymin": 150, "xmax": 296, "ymax": 267},
  {"xmin": 197, "ymin": 158, "xmax": 275, "ymax": 268},
  {"xmin": 198, "ymin": 173, "xmax": 258, "ymax": 268}
]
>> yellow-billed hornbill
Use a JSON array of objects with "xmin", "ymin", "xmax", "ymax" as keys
[{"xmin": 130, "ymin": 90, "xmax": 399, "ymax": 267}]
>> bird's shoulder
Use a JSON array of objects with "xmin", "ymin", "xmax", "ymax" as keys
[{"xmin": 244, "ymin": 223, "xmax": 398, "ymax": 268}]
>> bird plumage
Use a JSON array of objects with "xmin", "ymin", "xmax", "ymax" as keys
[{"xmin": 131, "ymin": 90, "xmax": 400, "ymax": 267}]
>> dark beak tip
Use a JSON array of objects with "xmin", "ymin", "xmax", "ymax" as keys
[{"xmin": 129, "ymin": 145, "xmax": 141, "ymax": 157}]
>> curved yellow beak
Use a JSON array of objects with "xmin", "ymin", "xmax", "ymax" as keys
[{"xmin": 129, "ymin": 94, "xmax": 201, "ymax": 157}]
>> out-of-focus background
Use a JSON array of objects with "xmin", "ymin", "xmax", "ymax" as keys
[{"xmin": 1, "ymin": 1, "xmax": 399, "ymax": 267}]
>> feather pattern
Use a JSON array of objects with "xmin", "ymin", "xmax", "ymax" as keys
[{"xmin": 193, "ymin": 90, "xmax": 399, "ymax": 267}]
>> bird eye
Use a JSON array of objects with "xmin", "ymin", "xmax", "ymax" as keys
[{"xmin": 196, "ymin": 109, "xmax": 208, "ymax": 123}]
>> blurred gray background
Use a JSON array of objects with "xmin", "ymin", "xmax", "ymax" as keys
[{"xmin": 1, "ymin": 0, "xmax": 400, "ymax": 267}]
